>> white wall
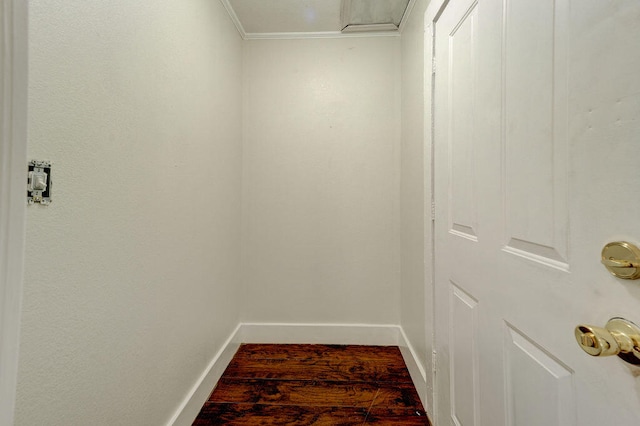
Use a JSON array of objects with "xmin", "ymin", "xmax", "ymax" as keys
[
  {"xmin": 400, "ymin": 0, "xmax": 434, "ymax": 410},
  {"xmin": 242, "ymin": 37, "xmax": 402, "ymax": 325},
  {"xmin": 15, "ymin": 1, "xmax": 243, "ymax": 425}
]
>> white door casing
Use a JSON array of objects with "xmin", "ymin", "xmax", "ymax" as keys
[
  {"xmin": 0, "ymin": 0, "xmax": 28, "ymax": 424},
  {"xmin": 429, "ymin": 0, "xmax": 640, "ymax": 425}
]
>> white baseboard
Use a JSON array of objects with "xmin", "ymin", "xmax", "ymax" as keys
[
  {"xmin": 168, "ymin": 324, "xmax": 242, "ymax": 426},
  {"xmin": 237, "ymin": 322, "xmax": 402, "ymax": 345},
  {"xmin": 167, "ymin": 323, "xmax": 427, "ymax": 426},
  {"xmin": 398, "ymin": 327, "xmax": 428, "ymax": 410}
]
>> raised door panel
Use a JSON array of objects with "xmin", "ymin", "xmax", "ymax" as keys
[
  {"xmin": 502, "ymin": 0, "xmax": 569, "ymax": 270},
  {"xmin": 505, "ymin": 325, "xmax": 574, "ymax": 426},
  {"xmin": 450, "ymin": 283, "xmax": 480, "ymax": 426},
  {"xmin": 448, "ymin": 2, "xmax": 479, "ymax": 241}
]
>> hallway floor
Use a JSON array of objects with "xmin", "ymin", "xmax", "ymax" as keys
[{"xmin": 193, "ymin": 344, "xmax": 430, "ymax": 425}]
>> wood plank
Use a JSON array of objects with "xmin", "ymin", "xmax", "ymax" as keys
[
  {"xmin": 365, "ymin": 408, "xmax": 431, "ymax": 425},
  {"xmin": 209, "ymin": 378, "xmax": 423, "ymax": 409},
  {"xmin": 222, "ymin": 357, "xmax": 413, "ymax": 383},
  {"xmin": 372, "ymin": 384, "xmax": 425, "ymax": 410},
  {"xmin": 235, "ymin": 344, "xmax": 405, "ymax": 363},
  {"xmin": 193, "ymin": 403, "xmax": 367, "ymax": 425},
  {"xmin": 206, "ymin": 378, "xmax": 262, "ymax": 404}
]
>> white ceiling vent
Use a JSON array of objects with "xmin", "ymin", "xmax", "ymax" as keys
[{"xmin": 341, "ymin": 0, "xmax": 411, "ymax": 33}]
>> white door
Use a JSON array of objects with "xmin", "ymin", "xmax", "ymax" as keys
[{"xmin": 432, "ymin": 0, "xmax": 640, "ymax": 425}]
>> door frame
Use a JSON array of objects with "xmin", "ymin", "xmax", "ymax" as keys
[
  {"xmin": 423, "ymin": 0, "xmax": 456, "ymax": 424},
  {"xmin": 0, "ymin": 0, "xmax": 28, "ymax": 423}
]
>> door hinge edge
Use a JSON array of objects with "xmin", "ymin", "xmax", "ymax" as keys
[{"xmin": 432, "ymin": 349, "xmax": 437, "ymax": 377}]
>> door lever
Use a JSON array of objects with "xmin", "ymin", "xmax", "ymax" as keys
[{"xmin": 575, "ymin": 317, "xmax": 640, "ymax": 365}]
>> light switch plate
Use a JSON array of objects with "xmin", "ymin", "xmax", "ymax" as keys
[{"xmin": 27, "ymin": 160, "xmax": 52, "ymax": 205}]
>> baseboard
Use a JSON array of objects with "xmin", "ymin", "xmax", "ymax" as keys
[
  {"xmin": 397, "ymin": 327, "xmax": 428, "ymax": 410},
  {"xmin": 168, "ymin": 324, "xmax": 242, "ymax": 426},
  {"xmin": 237, "ymin": 322, "xmax": 403, "ymax": 345},
  {"xmin": 168, "ymin": 322, "xmax": 427, "ymax": 425}
]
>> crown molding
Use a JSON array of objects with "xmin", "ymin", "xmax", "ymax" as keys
[
  {"xmin": 220, "ymin": 0, "xmax": 247, "ymax": 39},
  {"xmin": 244, "ymin": 30, "xmax": 400, "ymax": 40},
  {"xmin": 342, "ymin": 23, "xmax": 398, "ymax": 33},
  {"xmin": 398, "ymin": 0, "xmax": 418, "ymax": 33}
]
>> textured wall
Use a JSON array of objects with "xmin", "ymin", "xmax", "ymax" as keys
[
  {"xmin": 242, "ymin": 37, "xmax": 402, "ymax": 325},
  {"xmin": 15, "ymin": 1, "xmax": 243, "ymax": 425},
  {"xmin": 400, "ymin": 0, "xmax": 433, "ymax": 408}
]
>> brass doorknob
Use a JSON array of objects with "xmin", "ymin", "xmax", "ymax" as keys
[{"xmin": 575, "ymin": 318, "xmax": 640, "ymax": 365}]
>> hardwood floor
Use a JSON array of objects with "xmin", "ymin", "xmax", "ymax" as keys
[{"xmin": 193, "ymin": 344, "xmax": 431, "ymax": 425}]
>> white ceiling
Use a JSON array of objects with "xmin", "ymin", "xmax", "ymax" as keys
[{"xmin": 222, "ymin": 0, "xmax": 415, "ymax": 39}]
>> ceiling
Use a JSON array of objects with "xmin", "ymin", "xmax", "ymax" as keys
[{"xmin": 221, "ymin": 0, "xmax": 415, "ymax": 39}]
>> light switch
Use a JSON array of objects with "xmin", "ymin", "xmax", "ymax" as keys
[
  {"xmin": 27, "ymin": 160, "xmax": 52, "ymax": 205},
  {"xmin": 29, "ymin": 170, "xmax": 47, "ymax": 191}
]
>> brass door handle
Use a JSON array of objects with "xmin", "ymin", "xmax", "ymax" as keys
[
  {"xmin": 575, "ymin": 324, "xmax": 619, "ymax": 356},
  {"xmin": 575, "ymin": 318, "xmax": 640, "ymax": 365}
]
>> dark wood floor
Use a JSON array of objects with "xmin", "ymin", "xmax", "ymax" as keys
[{"xmin": 193, "ymin": 344, "xmax": 431, "ymax": 425}]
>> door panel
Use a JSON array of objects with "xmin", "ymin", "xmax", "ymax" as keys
[
  {"xmin": 433, "ymin": 0, "xmax": 640, "ymax": 425},
  {"xmin": 504, "ymin": 325, "xmax": 574, "ymax": 426},
  {"xmin": 449, "ymin": 1, "xmax": 479, "ymax": 241},
  {"xmin": 503, "ymin": 0, "xmax": 569, "ymax": 268},
  {"xmin": 450, "ymin": 283, "xmax": 479, "ymax": 426}
]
